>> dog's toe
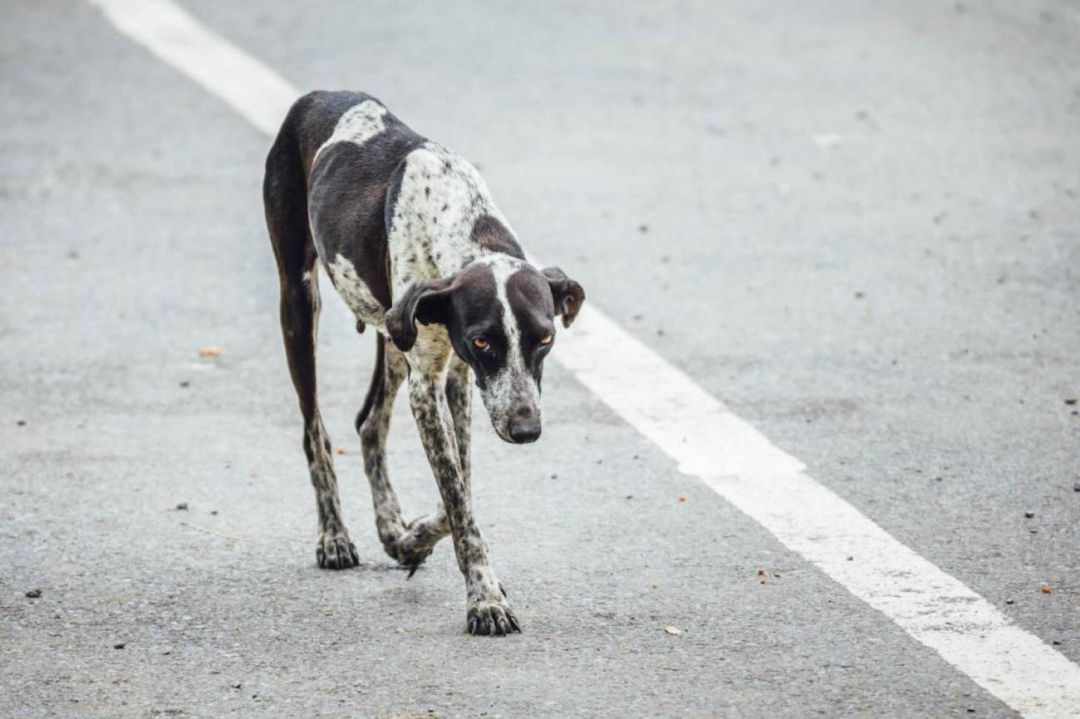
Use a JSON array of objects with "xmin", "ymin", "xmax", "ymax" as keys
[
  {"xmin": 466, "ymin": 601, "xmax": 521, "ymax": 637},
  {"xmin": 316, "ymin": 535, "xmax": 360, "ymax": 570},
  {"xmin": 393, "ymin": 538, "xmax": 434, "ymax": 576}
]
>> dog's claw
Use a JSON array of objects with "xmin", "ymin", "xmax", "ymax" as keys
[
  {"xmin": 315, "ymin": 535, "xmax": 360, "ymax": 570},
  {"xmin": 466, "ymin": 601, "xmax": 521, "ymax": 637}
]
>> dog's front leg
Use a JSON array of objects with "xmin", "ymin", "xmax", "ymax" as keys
[{"xmin": 407, "ymin": 370, "xmax": 519, "ymax": 636}]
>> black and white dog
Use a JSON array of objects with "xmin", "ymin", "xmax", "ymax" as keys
[{"xmin": 263, "ymin": 91, "xmax": 585, "ymax": 636}]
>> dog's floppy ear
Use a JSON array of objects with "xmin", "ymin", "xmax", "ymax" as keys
[
  {"xmin": 541, "ymin": 267, "xmax": 586, "ymax": 328},
  {"xmin": 385, "ymin": 277, "xmax": 455, "ymax": 352}
]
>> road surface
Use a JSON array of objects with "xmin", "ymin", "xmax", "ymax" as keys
[{"xmin": 2, "ymin": 1, "xmax": 1078, "ymax": 716}]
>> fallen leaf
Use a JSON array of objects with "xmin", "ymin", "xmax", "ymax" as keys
[
  {"xmin": 1040, "ymin": 584, "xmax": 1053, "ymax": 594},
  {"xmin": 198, "ymin": 346, "xmax": 222, "ymax": 358},
  {"xmin": 678, "ymin": 496, "xmax": 686, "ymax": 503},
  {"xmin": 663, "ymin": 625, "xmax": 682, "ymax": 636},
  {"xmin": 336, "ymin": 447, "xmax": 347, "ymax": 455}
]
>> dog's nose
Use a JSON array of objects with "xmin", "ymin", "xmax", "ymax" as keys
[{"xmin": 507, "ymin": 406, "xmax": 541, "ymax": 444}]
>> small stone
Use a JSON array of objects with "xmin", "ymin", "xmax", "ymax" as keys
[
  {"xmin": 1064, "ymin": 398, "xmax": 1077, "ymax": 406},
  {"xmin": 663, "ymin": 625, "xmax": 682, "ymax": 636},
  {"xmin": 847, "ymin": 556, "xmax": 854, "ymax": 561},
  {"xmin": 232, "ymin": 682, "xmax": 242, "ymax": 690},
  {"xmin": 179, "ymin": 380, "xmax": 190, "ymax": 388},
  {"xmin": 1024, "ymin": 511, "xmax": 1035, "ymax": 519},
  {"xmin": 25, "ymin": 588, "xmax": 42, "ymax": 598},
  {"xmin": 1040, "ymin": 584, "xmax": 1053, "ymax": 594},
  {"xmin": 1005, "ymin": 599, "xmax": 1014, "ymax": 605},
  {"xmin": 16, "ymin": 420, "xmax": 26, "ymax": 427},
  {"xmin": 854, "ymin": 291, "xmax": 865, "ymax": 299},
  {"xmin": 113, "ymin": 643, "xmax": 125, "ymax": 650},
  {"xmin": 210, "ymin": 510, "xmax": 218, "ymax": 516},
  {"xmin": 638, "ymin": 224, "xmax": 649, "ymax": 234},
  {"xmin": 175, "ymin": 502, "xmax": 188, "ymax": 511},
  {"xmin": 1053, "ymin": 640, "xmax": 1062, "ymax": 646},
  {"xmin": 678, "ymin": 496, "xmax": 686, "ymax": 503},
  {"xmin": 1074, "ymin": 483, "xmax": 1080, "ymax": 493}
]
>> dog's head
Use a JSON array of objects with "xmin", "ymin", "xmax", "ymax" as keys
[{"xmin": 385, "ymin": 256, "xmax": 585, "ymax": 444}]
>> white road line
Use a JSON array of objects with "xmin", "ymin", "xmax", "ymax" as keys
[{"xmin": 85, "ymin": 0, "xmax": 1080, "ymax": 715}]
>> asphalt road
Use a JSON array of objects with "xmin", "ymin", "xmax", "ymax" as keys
[{"xmin": 2, "ymin": 1, "xmax": 1079, "ymax": 716}]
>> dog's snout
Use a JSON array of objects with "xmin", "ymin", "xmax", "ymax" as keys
[{"xmin": 507, "ymin": 405, "xmax": 541, "ymax": 444}]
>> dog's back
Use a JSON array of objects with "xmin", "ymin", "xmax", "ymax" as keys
[{"xmin": 265, "ymin": 91, "xmax": 426, "ymax": 313}]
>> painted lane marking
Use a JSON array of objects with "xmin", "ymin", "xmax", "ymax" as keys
[{"xmin": 84, "ymin": 0, "xmax": 1080, "ymax": 715}]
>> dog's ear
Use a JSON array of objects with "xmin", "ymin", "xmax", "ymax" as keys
[
  {"xmin": 385, "ymin": 277, "xmax": 455, "ymax": 352},
  {"xmin": 541, "ymin": 267, "xmax": 586, "ymax": 328}
]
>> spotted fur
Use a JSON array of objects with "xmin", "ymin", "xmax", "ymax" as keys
[{"xmin": 263, "ymin": 90, "xmax": 584, "ymax": 636}]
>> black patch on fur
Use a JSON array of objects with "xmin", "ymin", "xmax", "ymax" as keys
[
  {"xmin": 540, "ymin": 266, "xmax": 586, "ymax": 327},
  {"xmin": 470, "ymin": 215, "xmax": 525, "ymax": 259}
]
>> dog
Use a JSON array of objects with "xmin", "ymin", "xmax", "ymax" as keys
[{"xmin": 262, "ymin": 91, "xmax": 585, "ymax": 636}]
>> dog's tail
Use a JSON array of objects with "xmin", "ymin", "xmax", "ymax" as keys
[{"xmin": 355, "ymin": 334, "xmax": 386, "ymax": 434}]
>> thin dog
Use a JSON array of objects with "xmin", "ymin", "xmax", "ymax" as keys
[{"xmin": 263, "ymin": 91, "xmax": 585, "ymax": 636}]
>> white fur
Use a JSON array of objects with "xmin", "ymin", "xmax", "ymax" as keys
[
  {"xmin": 312, "ymin": 99, "xmax": 388, "ymax": 165},
  {"xmin": 324, "ymin": 253, "xmax": 386, "ymax": 329},
  {"xmin": 387, "ymin": 142, "xmax": 512, "ymax": 297}
]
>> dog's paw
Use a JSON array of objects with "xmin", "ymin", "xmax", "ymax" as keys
[
  {"xmin": 316, "ymin": 533, "xmax": 360, "ymax": 570},
  {"xmin": 396, "ymin": 541, "xmax": 434, "ymax": 578},
  {"xmin": 466, "ymin": 598, "xmax": 521, "ymax": 636},
  {"xmin": 390, "ymin": 515, "xmax": 448, "ymax": 576}
]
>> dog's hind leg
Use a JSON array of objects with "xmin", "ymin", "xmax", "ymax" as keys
[
  {"xmin": 357, "ymin": 335, "xmax": 409, "ymax": 557},
  {"xmin": 358, "ymin": 337, "xmax": 451, "ymax": 572},
  {"xmin": 264, "ymin": 121, "xmax": 359, "ymax": 570}
]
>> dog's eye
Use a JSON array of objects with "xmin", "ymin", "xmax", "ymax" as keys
[
  {"xmin": 472, "ymin": 337, "xmax": 489, "ymax": 350},
  {"xmin": 538, "ymin": 334, "xmax": 553, "ymax": 346}
]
